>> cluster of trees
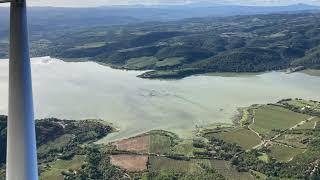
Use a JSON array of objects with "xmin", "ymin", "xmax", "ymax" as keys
[
  {"xmin": 206, "ymin": 137, "xmax": 243, "ymax": 160},
  {"xmin": 64, "ymin": 146, "xmax": 126, "ymax": 180},
  {"xmin": 36, "ymin": 119, "xmax": 112, "ymax": 163},
  {"xmin": 146, "ymin": 168, "xmax": 225, "ymax": 180},
  {"xmin": 192, "ymin": 47, "xmax": 285, "ymax": 73},
  {"xmin": 230, "ymin": 149, "xmax": 292, "ymax": 177},
  {"xmin": 64, "ymin": 146, "xmax": 226, "ymax": 180},
  {"xmin": 227, "ymin": 126, "xmax": 320, "ymax": 179},
  {"xmin": 2, "ymin": 12, "xmax": 320, "ymax": 78},
  {"xmin": 200, "ymin": 114, "xmax": 320, "ymax": 179},
  {"xmin": 282, "ymin": 102, "xmax": 320, "ymax": 116},
  {"xmin": 35, "ymin": 119, "xmax": 65, "ymax": 146},
  {"xmin": 155, "ymin": 45, "xmax": 214, "ymax": 64},
  {"xmin": 277, "ymin": 99, "xmax": 320, "ymax": 117},
  {"xmin": 193, "ymin": 135, "xmax": 244, "ymax": 160},
  {"xmin": 0, "ymin": 116, "xmax": 113, "ymax": 178},
  {"xmin": 231, "ymin": 137, "xmax": 320, "ymax": 179},
  {"xmin": 292, "ymin": 43, "xmax": 320, "ymax": 69}
]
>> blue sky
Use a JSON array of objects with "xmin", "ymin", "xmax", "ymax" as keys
[{"xmin": 2, "ymin": 0, "xmax": 320, "ymax": 7}]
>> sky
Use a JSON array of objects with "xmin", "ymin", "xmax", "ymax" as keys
[{"xmin": 1, "ymin": 0, "xmax": 320, "ymax": 7}]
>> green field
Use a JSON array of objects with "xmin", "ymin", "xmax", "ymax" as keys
[
  {"xmin": 250, "ymin": 105, "xmax": 310, "ymax": 138},
  {"xmin": 316, "ymin": 121, "xmax": 320, "ymax": 129},
  {"xmin": 209, "ymin": 128, "xmax": 261, "ymax": 150},
  {"xmin": 148, "ymin": 157, "xmax": 200, "ymax": 173},
  {"xmin": 124, "ymin": 56, "xmax": 158, "ymax": 69},
  {"xmin": 258, "ymin": 153, "xmax": 269, "ymax": 163},
  {"xmin": 155, "ymin": 57, "xmax": 183, "ymax": 67},
  {"xmin": 72, "ymin": 42, "xmax": 106, "ymax": 49},
  {"xmin": 38, "ymin": 134, "xmax": 74, "ymax": 156},
  {"xmin": 296, "ymin": 117, "xmax": 319, "ymax": 129},
  {"xmin": 250, "ymin": 170, "xmax": 268, "ymax": 180},
  {"xmin": 268, "ymin": 144, "xmax": 305, "ymax": 162},
  {"xmin": 171, "ymin": 140, "xmax": 194, "ymax": 157},
  {"xmin": 209, "ymin": 160, "xmax": 254, "ymax": 180},
  {"xmin": 40, "ymin": 155, "xmax": 85, "ymax": 180},
  {"xmin": 117, "ymin": 46, "xmax": 145, "ymax": 53},
  {"xmin": 149, "ymin": 134, "xmax": 172, "ymax": 154},
  {"xmin": 148, "ymin": 157, "xmax": 253, "ymax": 179},
  {"xmin": 275, "ymin": 134, "xmax": 310, "ymax": 148}
]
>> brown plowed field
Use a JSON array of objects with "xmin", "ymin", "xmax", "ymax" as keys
[
  {"xmin": 110, "ymin": 155, "xmax": 148, "ymax": 172},
  {"xmin": 114, "ymin": 135, "xmax": 150, "ymax": 153}
]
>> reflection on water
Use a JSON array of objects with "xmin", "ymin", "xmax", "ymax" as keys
[{"xmin": 0, "ymin": 57, "xmax": 320, "ymax": 142}]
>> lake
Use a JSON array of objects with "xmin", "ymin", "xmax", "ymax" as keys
[{"xmin": 1, "ymin": 57, "xmax": 320, "ymax": 142}]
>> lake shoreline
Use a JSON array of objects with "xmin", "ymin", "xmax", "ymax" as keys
[
  {"xmin": 1, "ymin": 57, "xmax": 320, "ymax": 142},
  {"xmin": 53, "ymin": 57, "xmax": 320, "ymax": 79}
]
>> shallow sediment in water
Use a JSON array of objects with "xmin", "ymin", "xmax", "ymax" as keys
[{"xmin": 0, "ymin": 57, "xmax": 320, "ymax": 142}]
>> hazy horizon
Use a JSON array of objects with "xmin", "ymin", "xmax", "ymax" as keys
[{"xmin": 1, "ymin": 0, "xmax": 320, "ymax": 8}]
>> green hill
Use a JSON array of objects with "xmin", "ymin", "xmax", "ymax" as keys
[
  {"xmin": 292, "ymin": 46, "xmax": 320, "ymax": 69},
  {"xmin": 2, "ymin": 12, "xmax": 320, "ymax": 78},
  {"xmin": 0, "ymin": 116, "xmax": 112, "ymax": 168}
]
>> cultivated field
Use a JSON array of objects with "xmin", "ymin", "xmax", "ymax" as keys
[
  {"xmin": 149, "ymin": 134, "xmax": 172, "ymax": 154},
  {"xmin": 296, "ymin": 117, "xmax": 319, "ymax": 130},
  {"xmin": 275, "ymin": 133, "xmax": 310, "ymax": 148},
  {"xmin": 148, "ymin": 157, "xmax": 254, "ymax": 179},
  {"xmin": 258, "ymin": 153, "xmax": 269, "ymax": 163},
  {"xmin": 124, "ymin": 56, "xmax": 158, "ymax": 70},
  {"xmin": 110, "ymin": 155, "xmax": 148, "ymax": 172},
  {"xmin": 108, "ymin": 99, "xmax": 319, "ymax": 179},
  {"xmin": 148, "ymin": 156, "xmax": 196, "ymax": 173},
  {"xmin": 209, "ymin": 128, "xmax": 261, "ymax": 150},
  {"xmin": 250, "ymin": 105, "xmax": 310, "ymax": 138},
  {"xmin": 40, "ymin": 155, "xmax": 85, "ymax": 180},
  {"xmin": 268, "ymin": 144, "xmax": 305, "ymax": 162},
  {"xmin": 171, "ymin": 140, "xmax": 194, "ymax": 157},
  {"xmin": 113, "ymin": 131, "xmax": 175, "ymax": 155},
  {"xmin": 155, "ymin": 57, "xmax": 183, "ymax": 67},
  {"xmin": 209, "ymin": 160, "xmax": 254, "ymax": 180},
  {"xmin": 113, "ymin": 134, "xmax": 150, "ymax": 153}
]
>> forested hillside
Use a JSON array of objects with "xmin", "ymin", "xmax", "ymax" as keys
[
  {"xmin": 0, "ymin": 116, "xmax": 113, "ymax": 178},
  {"xmin": 2, "ymin": 12, "xmax": 320, "ymax": 78}
]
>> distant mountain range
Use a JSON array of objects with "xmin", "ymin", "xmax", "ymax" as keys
[
  {"xmin": 1, "ymin": 3, "xmax": 320, "ymax": 78},
  {"xmin": 2, "ymin": 12, "xmax": 319, "ymax": 78},
  {"xmin": 1, "ymin": 3, "xmax": 320, "ymax": 29}
]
